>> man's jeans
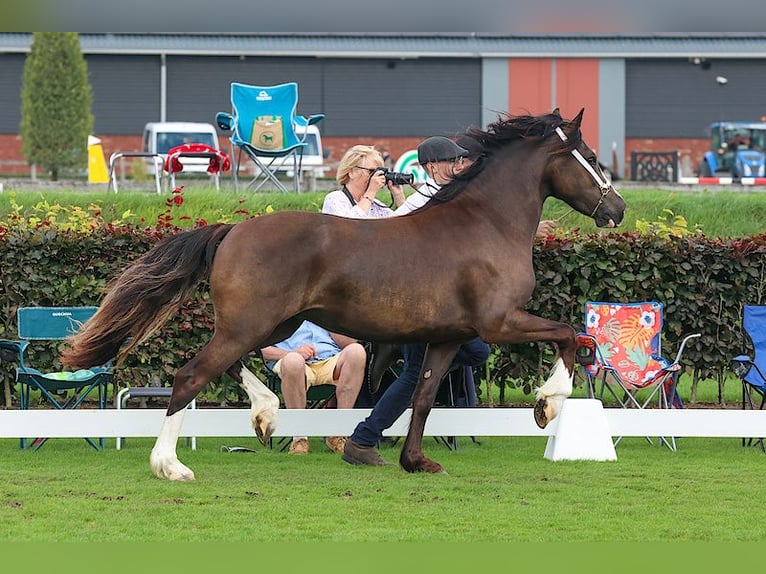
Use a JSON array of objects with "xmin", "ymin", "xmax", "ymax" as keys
[{"xmin": 350, "ymin": 338, "xmax": 489, "ymax": 447}]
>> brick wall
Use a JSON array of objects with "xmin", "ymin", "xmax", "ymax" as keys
[{"xmin": 625, "ymin": 137, "xmax": 710, "ymax": 179}]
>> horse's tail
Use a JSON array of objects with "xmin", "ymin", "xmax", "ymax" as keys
[{"xmin": 61, "ymin": 223, "xmax": 235, "ymax": 369}]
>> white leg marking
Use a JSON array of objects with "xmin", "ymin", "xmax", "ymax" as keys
[
  {"xmin": 535, "ymin": 358, "xmax": 574, "ymax": 422},
  {"xmin": 240, "ymin": 365, "xmax": 280, "ymax": 444},
  {"xmin": 150, "ymin": 409, "xmax": 195, "ymax": 482}
]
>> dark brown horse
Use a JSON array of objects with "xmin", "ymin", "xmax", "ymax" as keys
[{"xmin": 62, "ymin": 108, "xmax": 625, "ymax": 481}]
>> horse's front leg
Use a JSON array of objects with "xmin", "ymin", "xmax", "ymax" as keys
[
  {"xmin": 400, "ymin": 342, "xmax": 460, "ymax": 473},
  {"xmin": 480, "ymin": 311, "xmax": 576, "ymax": 429},
  {"xmin": 226, "ymin": 360, "xmax": 280, "ymax": 445}
]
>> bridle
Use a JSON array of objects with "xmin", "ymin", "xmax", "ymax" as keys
[{"xmin": 555, "ymin": 126, "xmax": 613, "ymax": 219}]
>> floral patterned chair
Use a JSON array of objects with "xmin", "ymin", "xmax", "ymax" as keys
[{"xmin": 576, "ymin": 301, "xmax": 700, "ymax": 450}]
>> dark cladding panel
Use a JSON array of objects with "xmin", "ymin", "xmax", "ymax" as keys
[
  {"xmin": 322, "ymin": 58, "xmax": 481, "ymax": 137},
  {"xmin": 0, "ymin": 54, "xmax": 25, "ymax": 133},
  {"xmin": 627, "ymin": 58, "xmax": 766, "ymax": 138},
  {"xmin": 166, "ymin": 56, "xmax": 323, "ymax": 126},
  {"xmin": 88, "ymin": 55, "xmax": 161, "ymax": 135}
]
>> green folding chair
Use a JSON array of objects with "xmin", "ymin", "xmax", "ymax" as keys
[{"xmin": 0, "ymin": 306, "xmax": 114, "ymax": 450}]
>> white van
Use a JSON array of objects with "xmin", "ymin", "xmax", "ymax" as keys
[{"xmin": 142, "ymin": 121, "xmax": 220, "ymax": 174}]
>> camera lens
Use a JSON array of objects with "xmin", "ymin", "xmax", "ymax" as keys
[{"xmin": 384, "ymin": 171, "xmax": 414, "ymax": 185}]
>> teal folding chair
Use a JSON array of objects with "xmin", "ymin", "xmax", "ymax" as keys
[
  {"xmin": 215, "ymin": 81, "xmax": 324, "ymax": 192},
  {"xmin": 0, "ymin": 307, "xmax": 114, "ymax": 450}
]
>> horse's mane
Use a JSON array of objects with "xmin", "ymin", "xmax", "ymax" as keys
[{"xmin": 427, "ymin": 111, "xmax": 582, "ymax": 204}]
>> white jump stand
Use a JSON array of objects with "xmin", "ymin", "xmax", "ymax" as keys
[{"xmin": 544, "ymin": 398, "xmax": 617, "ymax": 461}]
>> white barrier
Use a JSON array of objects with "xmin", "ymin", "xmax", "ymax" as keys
[{"xmin": 1, "ymin": 401, "xmax": 764, "ymax": 440}]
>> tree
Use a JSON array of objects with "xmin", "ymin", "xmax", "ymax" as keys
[{"xmin": 20, "ymin": 32, "xmax": 94, "ymax": 181}]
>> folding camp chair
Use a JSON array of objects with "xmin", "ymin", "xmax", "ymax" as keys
[
  {"xmin": 577, "ymin": 301, "xmax": 700, "ymax": 450},
  {"xmin": 215, "ymin": 82, "xmax": 325, "ymax": 193},
  {"xmin": 0, "ymin": 307, "xmax": 114, "ymax": 450},
  {"xmin": 731, "ymin": 305, "xmax": 766, "ymax": 452}
]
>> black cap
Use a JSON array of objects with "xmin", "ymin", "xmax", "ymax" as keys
[
  {"xmin": 417, "ymin": 136, "xmax": 469, "ymax": 165},
  {"xmin": 455, "ymin": 132, "xmax": 485, "ymax": 159}
]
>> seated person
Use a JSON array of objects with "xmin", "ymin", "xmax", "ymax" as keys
[{"xmin": 261, "ymin": 320, "xmax": 366, "ymax": 455}]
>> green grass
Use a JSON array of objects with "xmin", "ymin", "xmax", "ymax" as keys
[
  {"xmin": 2, "ymin": 185, "xmax": 766, "ymax": 237},
  {"xmin": 1, "ymin": 434, "xmax": 764, "ymax": 542}
]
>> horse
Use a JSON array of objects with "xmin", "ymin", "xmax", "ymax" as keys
[{"xmin": 61, "ymin": 108, "xmax": 625, "ymax": 481}]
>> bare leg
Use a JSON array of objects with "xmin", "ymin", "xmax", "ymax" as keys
[
  {"xmin": 400, "ymin": 342, "xmax": 460, "ymax": 473},
  {"xmin": 332, "ymin": 342, "xmax": 366, "ymax": 408},
  {"xmin": 278, "ymin": 352, "xmax": 308, "ymax": 409}
]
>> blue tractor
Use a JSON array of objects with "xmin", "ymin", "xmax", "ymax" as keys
[{"xmin": 697, "ymin": 122, "xmax": 766, "ymax": 179}]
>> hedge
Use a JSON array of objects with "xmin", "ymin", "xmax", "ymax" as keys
[{"xmin": 2, "ymin": 213, "xmax": 765, "ymax": 406}]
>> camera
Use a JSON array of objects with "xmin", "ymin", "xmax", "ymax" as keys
[{"xmin": 375, "ymin": 167, "xmax": 414, "ymax": 186}]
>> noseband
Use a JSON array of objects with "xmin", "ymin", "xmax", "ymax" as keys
[{"xmin": 555, "ymin": 127, "xmax": 612, "ymax": 218}]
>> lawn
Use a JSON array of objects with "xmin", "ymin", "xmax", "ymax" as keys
[
  {"xmin": 2, "ymin": 185, "xmax": 766, "ymax": 238},
  {"xmin": 1, "ymin": 432, "xmax": 764, "ymax": 543}
]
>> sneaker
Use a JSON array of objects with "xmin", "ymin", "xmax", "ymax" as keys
[
  {"xmin": 342, "ymin": 438, "xmax": 393, "ymax": 466},
  {"xmin": 288, "ymin": 438, "xmax": 309, "ymax": 455},
  {"xmin": 325, "ymin": 436, "xmax": 347, "ymax": 454}
]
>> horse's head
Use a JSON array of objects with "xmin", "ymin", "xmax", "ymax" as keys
[{"xmin": 545, "ymin": 108, "xmax": 626, "ymax": 228}]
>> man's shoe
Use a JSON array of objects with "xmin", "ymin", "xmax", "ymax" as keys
[
  {"xmin": 342, "ymin": 439, "xmax": 393, "ymax": 466},
  {"xmin": 325, "ymin": 436, "xmax": 347, "ymax": 454},
  {"xmin": 288, "ymin": 438, "xmax": 309, "ymax": 455}
]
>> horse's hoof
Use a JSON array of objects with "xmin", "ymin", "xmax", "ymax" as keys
[
  {"xmin": 150, "ymin": 453, "xmax": 196, "ymax": 482},
  {"xmin": 254, "ymin": 416, "xmax": 276, "ymax": 446},
  {"xmin": 401, "ymin": 457, "xmax": 445, "ymax": 474},
  {"xmin": 534, "ymin": 398, "xmax": 549, "ymax": 429}
]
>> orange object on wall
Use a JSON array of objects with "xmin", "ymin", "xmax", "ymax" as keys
[
  {"xmin": 508, "ymin": 59, "xmax": 552, "ymax": 116},
  {"xmin": 554, "ymin": 59, "xmax": 599, "ymax": 149},
  {"xmin": 507, "ymin": 58, "xmax": 599, "ymax": 151}
]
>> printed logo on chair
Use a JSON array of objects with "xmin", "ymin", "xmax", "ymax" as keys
[
  {"xmin": 256, "ymin": 90, "xmax": 272, "ymax": 102},
  {"xmin": 251, "ymin": 116, "xmax": 284, "ymax": 150}
]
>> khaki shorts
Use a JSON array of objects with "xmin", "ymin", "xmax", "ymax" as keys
[{"xmin": 272, "ymin": 354, "xmax": 340, "ymax": 388}]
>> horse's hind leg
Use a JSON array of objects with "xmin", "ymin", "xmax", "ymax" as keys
[
  {"xmin": 400, "ymin": 342, "xmax": 459, "ymax": 474},
  {"xmin": 225, "ymin": 360, "xmax": 280, "ymax": 445},
  {"xmin": 151, "ymin": 407, "xmax": 194, "ymax": 481},
  {"xmin": 150, "ymin": 335, "xmax": 255, "ymax": 481}
]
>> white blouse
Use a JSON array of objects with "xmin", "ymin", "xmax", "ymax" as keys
[{"xmin": 322, "ymin": 189, "xmax": 395, "ymax": 219}]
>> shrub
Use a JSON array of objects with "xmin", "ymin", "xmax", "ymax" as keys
[{"xmin": 2, "ymin": 191, "xmax": 765, "ymax": 406}]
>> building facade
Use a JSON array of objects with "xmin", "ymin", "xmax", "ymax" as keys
[{"xmin": 1, "ymin": 33, "xmax": 766, "ymax": 178}]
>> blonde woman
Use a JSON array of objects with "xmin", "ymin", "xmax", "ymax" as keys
[{"xmin": 322, "ymin": 145, "xmax": 406, "ymax": 218}]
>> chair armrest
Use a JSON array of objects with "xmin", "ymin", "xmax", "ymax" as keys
[
  {"xmin": 216, "ymin": 112, "xmax": 234, "ymax": 131},
  {"xmin": 576, "ymin": 332, "xmax": 614, "ymax": 369},
  {"xmin": 731, "ymin": 355, "xmax": 753, "ymax": 379},
  {"xmin": 306, "ymin": 113, "xmax": 325, "ymax": 126},
  {"xmin": 671, "ymin": 333, "xmax": 701, "ymax": 364},
  {"xmin": 294, "ymin": 114, "xmax": 325, "ymax": 128},
  {"xmin": 0, "ymin": 339, "xmax": 29, "ymax": 368}
]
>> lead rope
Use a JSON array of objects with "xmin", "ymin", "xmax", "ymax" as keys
[{"xmin": 553, "ymin": 127, "xmax": 613, "ymax": 222}]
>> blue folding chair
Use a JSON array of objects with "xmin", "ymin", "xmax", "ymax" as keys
[
  {"xmin": 0, "ymin": 307, "xmax": 114, "ymax": 450},
  {"xmin": 215, "ymin": 82, "xmax": 324, "ymax": 193},
  {"xmin": 731, "ymin": 305, "xmax": 766, "ymax": 452}
]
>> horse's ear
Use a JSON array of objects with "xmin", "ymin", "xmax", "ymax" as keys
[
  {"xmin": 571, "ymin": 108, "xmax": 585, "ymax": 127},
  {"xmin": 552, "ymin": 107, "xmax": 561, "ymax": 117}
]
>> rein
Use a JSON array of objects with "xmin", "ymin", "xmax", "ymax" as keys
[{"xmin": 554, "ymin": 126, "xmax": 613, "ymax": 220}]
